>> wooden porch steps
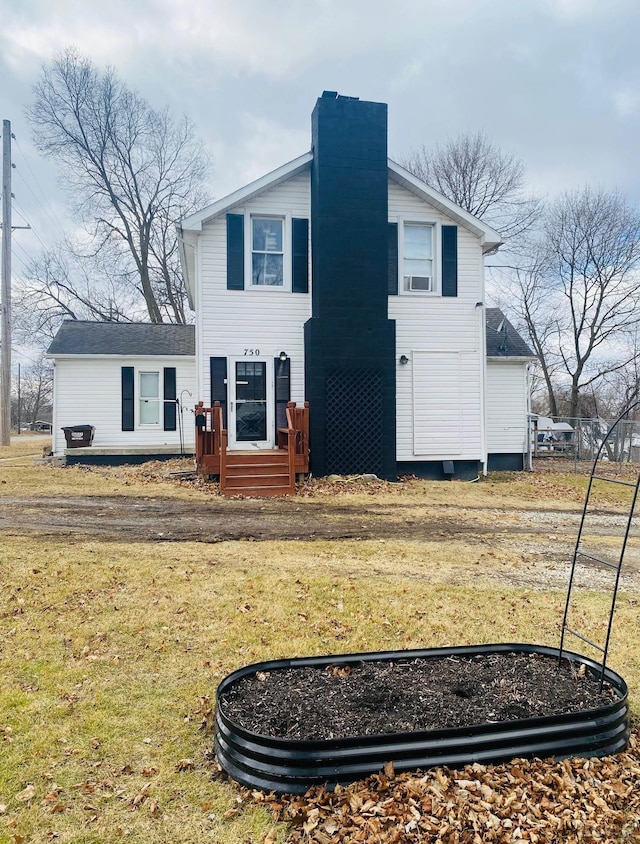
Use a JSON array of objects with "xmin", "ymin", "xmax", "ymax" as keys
[
  {"xmin": 195, "ymin": 401, "xmax": 309, "ymax": 497},
  {"xmin": 222, "ymin": 450, "xmax": 294, "ymax": 497}
]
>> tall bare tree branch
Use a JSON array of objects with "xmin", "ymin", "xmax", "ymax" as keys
[
  {"xmin": 401, "ymin": 131, "xmax": 541, "ymax": 244},
  {"xmin": 26, "ymin": 47, "xmax": 210, "ymax": 324}
]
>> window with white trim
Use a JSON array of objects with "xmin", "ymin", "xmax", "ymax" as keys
[
  {"xmin": 252, "ymin": 217, "xmax": 284, "ymax": 286},
  {"xmin": 139, "ymin": 371, "xmax": 160, "ymax": 425},
  {"xmin": 403, "ymin": 222, "xmax": 434, "ymax": 292}
]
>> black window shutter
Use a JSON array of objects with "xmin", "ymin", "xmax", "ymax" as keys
[
  {"xmin": 210, "ymin": 357, "xmax": 228, "ymax": 427},
  {"xmin": 121, "ymin": 367, "xmax": 135, "ymax": 431},
  {"xmin": 163, "ymin": 367, "xmax": 177, "ymax": 431},
  {"xmin": 274, "ymin": 357, "xmax": 291, "ymax": 439},
  {"xmin": 226, "ymin": 213, "xmax": 244, "ymax": 290},
  {"xmin": 292, "ymin": 218, "xmax": 309, "ymax": 293},
  {"xmin": 441, "ymin": 225, "xmax": 458, "ymax": 297},
  {"xmin": 388, "ymin": 223, "xmax": 398, "ymax": 295}
]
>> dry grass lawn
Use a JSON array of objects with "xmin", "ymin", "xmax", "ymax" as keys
[{"xmin": 1, "ymin": 454, "xmax": 639, "ymax": 842}]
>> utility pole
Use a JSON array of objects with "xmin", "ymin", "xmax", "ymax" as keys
[
  {"xmin": 1, "ymin": 120, "xmax": 12, "ymax": 446},
  {"xmin": 17, "ymin": 361, "xmax": 20, "ymax": 435}
]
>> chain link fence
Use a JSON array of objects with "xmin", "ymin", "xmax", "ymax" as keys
[{"xmin": 531, "ymin": 415, "xmax": 640, "ymax": 463}]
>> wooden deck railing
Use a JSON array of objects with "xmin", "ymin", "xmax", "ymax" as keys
[
  {"xmin": 195, "ymin": 401, "xmax": 226, "ymax": 478},
  {"xmin": 277, "ymin": 401, "xmax": 310, "ymax": 473},
  {"xmin": 276, "ymin": 402, "xmax": 310, "ymax": 491},
  {"xmin": 195, "ymin": 400, "xmax": 309, "ymax": 481}
]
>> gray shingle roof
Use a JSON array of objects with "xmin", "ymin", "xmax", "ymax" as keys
[
  {"xmin": 47, "ymin": 315, "xmax": 532, "ymax": 360},
  {"xmin": 46, "ymin": 321, "xmax": 195, "ymax": 357},
  {"xmin": 485, "ymin": 308, "xmax": 534, "ymax": 358}
]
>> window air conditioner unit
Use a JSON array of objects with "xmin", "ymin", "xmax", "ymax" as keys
[{"xmin": 406, "ymin": 276, "xmax": 432, "ymax": 291}]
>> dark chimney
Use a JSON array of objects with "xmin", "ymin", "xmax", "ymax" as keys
[{"xmin": 304, "ymin": 94, "xmax": 396, "ymax": 479}]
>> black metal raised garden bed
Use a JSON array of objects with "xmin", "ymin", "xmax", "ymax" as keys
[{"xmin": 214, "ymin": 642, "xmax": 629, "ymax": 795}]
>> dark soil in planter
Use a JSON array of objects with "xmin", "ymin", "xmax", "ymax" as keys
[{"xmin": 218, "ymin": 652, "xmax": 614, "ymax": 741}]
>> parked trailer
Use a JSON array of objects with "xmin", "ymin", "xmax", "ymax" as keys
[{"xmin": 532, "ymin": 415, "xmax": 575, "ymax": 456}]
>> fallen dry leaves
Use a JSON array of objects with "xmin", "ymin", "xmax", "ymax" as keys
[{"xmin": 250, "ymin": 730, "xmax": 640, "ymax": 843}]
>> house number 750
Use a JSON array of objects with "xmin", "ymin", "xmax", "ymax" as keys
[{"xmin": 243, "ymin": 348, "xmax": 260, "ymax": 356}]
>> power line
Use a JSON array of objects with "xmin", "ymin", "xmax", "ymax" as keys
[
  {"xmin": 10, "ymin": 347, "xmax": 46, "ymax": 365},
  {"xmin": 12, "ymin": 239, "xmax": 33, "ymax": 271},
  {"xmin": 12, "ymin": 136, "xmax": 69, "ymax": 242},
  {"xmin": 12, "ymin": 135, "xmax": 50, "ymax": 205},
  {"xmin": 11, "ymin": 198, "xmax": 51, "ymax": 254}
]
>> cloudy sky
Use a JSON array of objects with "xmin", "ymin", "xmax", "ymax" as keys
[{"xmin": 1, "ymin": 0, "xmax": 639, "ymax": 288}]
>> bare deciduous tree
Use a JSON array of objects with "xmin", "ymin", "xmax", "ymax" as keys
[
  {"xmin": 493, "ymin": 242, "xmax": 562, "ymax": 416},
  {"xmin": 26, "ymin": 47, "xmax": 210, "ymax": 324},
  {"xmin": 12, "ymin": 358, "xmax": 53, "ymax": 430},
  {"xmin": 545, "ymin": 187, "xmax": 640, "ymax": 420},
  {"xmin": 14, "ymin": 245, "xmax": 141, "ymax": 344},
  {"xmin": 500, "ymin": 187, "xmax": 640, "ymax": 419},
  {"xmin": 401, "ymin": 131, "xmax": 541, "ymax": 243}
]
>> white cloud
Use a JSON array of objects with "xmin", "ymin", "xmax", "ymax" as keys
[
  {"xmin": 542, "ymin": 0, "xmax": 599, "ymax": 21},
  {"xmin": 2, "ymin": 0, "xmax": 640, "ymax": 268},
  {"xmin": 216, "ymin": 113, "xmax": 309, "ymax": 197},
  {"xmin": 613, "ymin": 88, "xmax": 639, "ymax": 118}
]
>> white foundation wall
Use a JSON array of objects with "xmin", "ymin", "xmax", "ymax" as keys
[
  {"xmin": 486, "ymin": 360, "xmax": 530, "ymax": 454},
  {"xmin": 51, "ymin": 356, "xmax": 196, "ymax": 455}
]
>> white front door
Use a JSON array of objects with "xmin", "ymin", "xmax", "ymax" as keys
[{"xmin": 228, "ymin": 359, "xmax": 274, "ymax": 449}]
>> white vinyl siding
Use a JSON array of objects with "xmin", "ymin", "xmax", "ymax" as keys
[
  {"xmin": 389, "ymin": 179, "xmax": 486, "ymax": 461},
  {"xmin": 486, "ymin": 361, "xmax": 530, "ymax": 454},
  {"xmin": 413, "ymin": 352, "xmax": 461, "ymax": 453},
  {"xmin": 196, "ymin": 169, "xmax": 487, "ymax": 462},
  {"xmin": 410, "ymin": 351, "xmax": 482, "ymax": 458},
  {"xmin": 51, "ymin": 356, "xmax": 196, "ymax": 456},
  {"xmin": 389, "ymin": 181, "xmax": 483, "ymax": 301},
  {"xmin": 198, "ymin": 170, "xmax": 311, "ymax": 406}
]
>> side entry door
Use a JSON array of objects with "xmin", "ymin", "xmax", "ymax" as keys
[{"xmin": 228, "ymin": 359, "xmax": 273, "ymax": 449}]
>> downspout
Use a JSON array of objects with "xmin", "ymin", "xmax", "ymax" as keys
[
  {"xmin": 194, "ymin": 235, "xmax": 203, "ymax": 406},
  {"xmin": 477, "ymin": 298, "xmax": 488, "ymax": 476},
  {"xmin": 176, "ymin": 224, "xmax": 202, "ymax": 406},
  {"xmin": 51, "ymin": 360, "xmax": 58, "ymax": 456},
  {"xmin": 525, "ymin": 362, "xmax": 533, "ymax": 470}
]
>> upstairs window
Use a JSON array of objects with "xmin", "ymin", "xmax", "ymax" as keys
[
  {"xmin": 403, "ymin": 223, "xmax": 433, "ymax": 292},
  {"xmin": 139, "ymin": 371, "xmax": 160, "ymax": 425},
  {"xmin": 252, "ymin": 217, "xmax": 284, "ymax": 286}
]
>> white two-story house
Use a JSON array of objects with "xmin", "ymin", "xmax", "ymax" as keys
[
  {"xmin": 177, "ymin": 92, "xmax": 532, "ymax": 482},
  {"xmin": 47, "ymin": 92, "xmax": 533, "ymax": 485}
]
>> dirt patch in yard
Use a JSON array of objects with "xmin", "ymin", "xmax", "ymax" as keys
[
  {"xmin": 0, "ymin": 493, "xmax": 524, "ymax": 542},
  {"xmin": 2, "ymin": 459, "xmax": 640, "ymax": 592}
]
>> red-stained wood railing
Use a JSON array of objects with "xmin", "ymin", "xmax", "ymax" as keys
[
  {"xmin": 195, "ymin": 400, "xmax": 309, "ymax": 493},
  {"xmin": 214, "ymin": 403, "xmax": 228, "ymax": 493},
  {"xmin": 277, "ymin": 401, "xmax": 310, "ymax": 476},
  {"xmin": 195, "ymin": 401, "xmax": 225, "ymax": 477}
]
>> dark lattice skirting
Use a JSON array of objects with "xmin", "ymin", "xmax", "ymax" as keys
[{"xmin": 326, "ymin": 369, "xmax": 384, "ymax": 475}]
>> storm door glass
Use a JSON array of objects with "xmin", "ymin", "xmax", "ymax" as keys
[{"xmin": 235, "ymin": 361, "xmax": 267, "ymax": 441}]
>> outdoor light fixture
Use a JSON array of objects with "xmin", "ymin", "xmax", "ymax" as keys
[
  {"xmin": 475, "ymin": 301, "xmax": 484, "ymax": 308},
  {"xmin": 399, "ymin": 354, "xmax": 409, "ymax": 365},
  {"xmin": 279, "ymin": 351, "xmax": 288, "ymax": 361}
]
